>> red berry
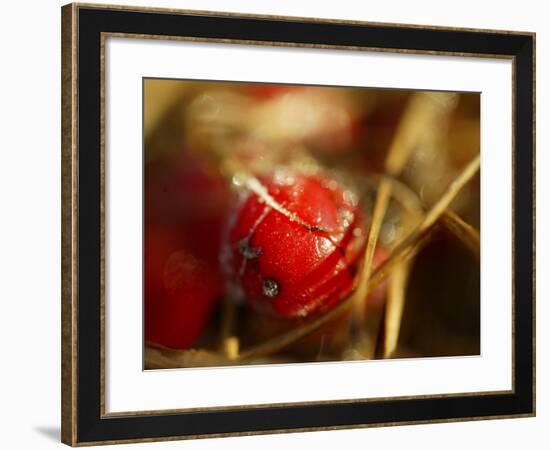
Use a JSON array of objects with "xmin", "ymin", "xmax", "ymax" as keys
[
  {"xmin": 144, "ymin": 154, "xmax": 230, "ymax": 349},
  {"xmin": 144, "ymin": 223, "xmax": 222, "ymax": 349},
  {"xmin": 222, "ymin": 170, "xmax": 366, "ymax": 319}
]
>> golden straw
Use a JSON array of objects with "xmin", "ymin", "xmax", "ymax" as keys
[{"xmin": 350, "ymin": 92, "xmax": 457, "ymax": 353}]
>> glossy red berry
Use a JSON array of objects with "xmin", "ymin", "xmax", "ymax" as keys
[{"xmin": 222, "ymin": 170, "xmax": 367, "ymax": 319}]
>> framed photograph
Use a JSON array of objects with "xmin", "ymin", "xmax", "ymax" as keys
[{"xmin": 61, "ymin": 2, "xmax": 535, "ymax": 446}]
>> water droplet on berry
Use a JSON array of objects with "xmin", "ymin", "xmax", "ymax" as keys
[
  {"xmin": 343, "ymin": 189, "xmax": 358, "ymax": 206},
  {"xmin": 327, "ymin": 179, "xmax": 339, "ymax": 191},
  {"xmin": 232, "ymin": 174, "xmax": 243, "ymax": 187}
]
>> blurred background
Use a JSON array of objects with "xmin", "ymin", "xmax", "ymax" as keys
[{"xmin": 143, "ymin": 79, "xmax": 480, "ymax": 368}]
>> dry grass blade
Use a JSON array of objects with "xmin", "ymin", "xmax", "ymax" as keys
[
  {"xmin": 418, "ymin": 154, "xmax": 480, "ymax": 234},
  {"xmin": 350, "ymin": 92, "xmax": 457, "ymax": 350},
  {"xmin": 441, "ymin": 210, "xmax": 481, "ymax": 259},
  {"xmin": 382, "ymin": 261, "xmax": 412, "ymax": 358},
  {"xmin": 145, "ymin": 343, "xmax": 232, "ymax": 369},
  {"xmin": 385, "ymin": 154, "xmax": 480, "ymax": 263},
  {"xmin": 350, "ymin": 176, "xmax": 392, "ymax": 339},
  {"xmin": 385, "ymin": 93, "xmax": 457, "ymax": 177}
]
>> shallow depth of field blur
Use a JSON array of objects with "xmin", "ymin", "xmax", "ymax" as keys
[{"xmin": 143, "ymin": 78, "xmax": 481, "ymax": 370}]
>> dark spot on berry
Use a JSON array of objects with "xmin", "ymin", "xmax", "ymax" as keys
[
  {"xmin": 238, "ymin": 238, "xmax": 262, "ymax": 259},
  {"xmin": 262, "ymin": 278, "xmax": 279, "ymax": 298}
]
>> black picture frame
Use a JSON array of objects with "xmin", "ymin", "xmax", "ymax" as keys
[{"xmin": 61, "ymin": 3, "xmax": 535, "ymax": 446}]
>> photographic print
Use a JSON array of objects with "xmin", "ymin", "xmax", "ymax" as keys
[{"xmin": 143, "ymin": 79, "xmax": 481, "ymax": 369}]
